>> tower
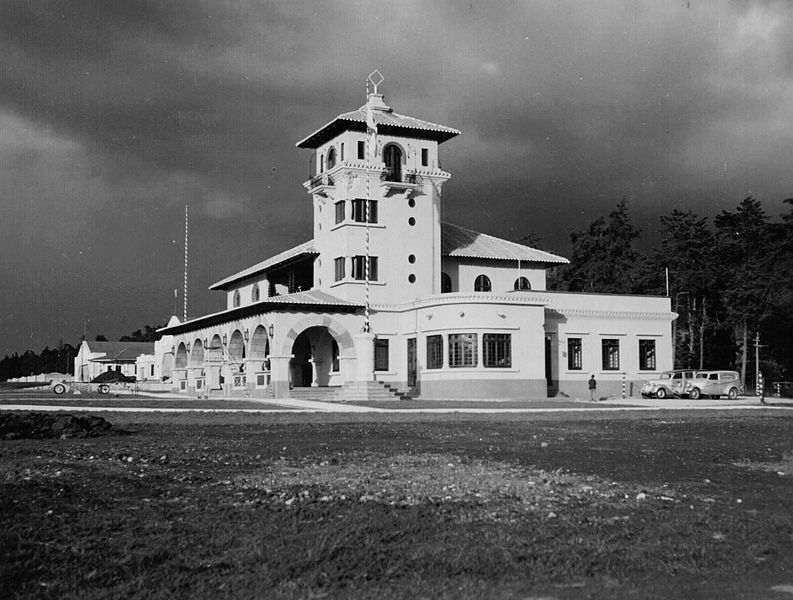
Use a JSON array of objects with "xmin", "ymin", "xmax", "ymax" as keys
[{"xmin": 296, "ymin": 81, "xmax": 459, "ymax": 306}]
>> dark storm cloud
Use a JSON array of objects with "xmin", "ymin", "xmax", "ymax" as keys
[{"xmin": 1, "ymin": 1, "xmax": 792, "ymax": 356}]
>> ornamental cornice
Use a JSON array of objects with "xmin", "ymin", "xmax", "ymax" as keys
[
  {"xmin": 371, "ymin": 293, "xmax": 551, "ymax": 312},
  {"xmin": 545, "ymin": 308, "xmax": 675, "ymax": 320}
]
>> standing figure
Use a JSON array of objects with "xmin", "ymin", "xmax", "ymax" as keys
[{"xmin": 589, "ymin": 374, "xmax": 597, "ymax": 401}]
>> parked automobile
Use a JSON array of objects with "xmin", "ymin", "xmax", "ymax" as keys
[
  {"xmin": 684, "ymin": 370, "xmax": 743, "ymax": 399},
  {"xmin": 641, "ymin": 369, "xmax": 698, "ymax": 399}
]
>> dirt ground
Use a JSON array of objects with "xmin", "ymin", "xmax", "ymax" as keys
[{"xmin": 2, "ymin": 410, "xmax": 793, "ymax": 599}]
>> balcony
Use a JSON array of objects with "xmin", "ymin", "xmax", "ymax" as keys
[
  {"xmin": 379, "ymin": 169, "xmax": 421, "ymax": 196},
  {"xmin": 305, "ymin": 172, "xmax": 335, "ymax": 196}
]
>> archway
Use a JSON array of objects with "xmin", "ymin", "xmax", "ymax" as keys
[
  {"xmin": 250, "ymin": 325, "xmax": 270, "ymax": 370},
  {"xmin": 161, "ymin": 353, "xmax": 174, "ymax": 381},
  {"xmin": 175, "ymin": 343, "xmax": 188, "ymax": 369},
  {"xmin": 190, "ymin": 339, "xmax": 205, "ymax": 365},
  {"xmin": 228, "ymin": 330, "xmax": 245, "ymax": 369},
  {"xmin": 289, "ymin": 326, "xmax": 339, "ymax": 387},
  {"xmin": 383, "ymin": 144, "xmax": 402, "ymax": 182}
]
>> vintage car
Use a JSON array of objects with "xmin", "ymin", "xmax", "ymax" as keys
[
  {"xmin": 684, "ymin": 370, "xmax": 743, "ymax": 399},
  {"xmin": 641, "ymin": 369, "xmax": 698, "ymax": 399}
]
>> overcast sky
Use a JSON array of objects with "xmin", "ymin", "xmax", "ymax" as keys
[{"xmin": 1, "ymin": 1, "xmax": 792, "ymax": 356}]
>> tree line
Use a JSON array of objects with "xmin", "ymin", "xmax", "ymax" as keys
[
  {"xmin": 549, "ymin": 196, "xmax": 793, "ymax": 386},
  {"xmin": 0, "ymin": 326, "xmax": 164, "ymax": 381}
]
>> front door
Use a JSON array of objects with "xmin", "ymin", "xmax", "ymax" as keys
[{"xmin": 407, "ymin": 338, "xmax": 417, "ymax": 388}]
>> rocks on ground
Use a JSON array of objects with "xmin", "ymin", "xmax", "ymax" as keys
[{"xmin": 0, "ymin": 412, "xmax": 120, "ymax": 440}]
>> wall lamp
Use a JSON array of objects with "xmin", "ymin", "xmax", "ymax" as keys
[
  {"xmin": 268, "ymin": 324, "xmax": 274, "ymax": 338},
  {"xmin": 222, "ymin": 334, "xmax": 228, "ymax": 346},
  {"xmin": 244, "ymin": 329, "xmax": 249, "ymax": 342}
]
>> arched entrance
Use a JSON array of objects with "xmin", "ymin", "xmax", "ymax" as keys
[
  {"xmin": 289, "ymin": 326, "xmax": 339, "ymax": 388},
  {"xmin": 175, "ymin": 343, "xmax": 188, "ymax": 369}
]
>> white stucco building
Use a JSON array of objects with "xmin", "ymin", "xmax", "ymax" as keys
[
  {"xmin": 74, "ymin": 340, "xmax": 154, "ymax": 382},
  {"xmin": 160, "ymin": 90, "xmax": 674, "ymax": 400}
]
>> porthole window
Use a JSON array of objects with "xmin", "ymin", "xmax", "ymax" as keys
[
  {"xmin": 408, "ymin": 217, "xmax": 416, "ymax": 226},
  {"xmin": 408, "ymin": 274, "xmax": 416, "ymax": 283},
  {"xmin": 408, "ymin": 198, "xmax": 416, "ymax": 208},
  {"xmin": 408, "ymin": 254, "xmax": 416, "ymax": 264}
]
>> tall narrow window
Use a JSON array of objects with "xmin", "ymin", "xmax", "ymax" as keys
[
  {"xmin": 483, "ymin": 334, "xmax": 511, "ymax": 368},
  {"xmin": 334, "ymin": 257, "xmax": 345, "ymax": 282},
  {"xmin": 567, "ymin": 338, "xmax": 582, "ymax": 370},
  {"xmin": 421, "ymin": 148, "xmax": 429, "ymax": 167},
  {"xmin": 232, "ymin": 290, "xmax": 241, "ymax": 307},
  {"xmin": 383, "ymin": 144, "xmax": 402, "ymax": 181},
  {"xmin": 602, "ymin": 339, "xmax": 620, "ymax": 370},
  {"xmin": 340, "ymin": 143, "xmax": 345, "ymax": 162},
  {"xmin": 374, "ymin": 339, "xmax": 389, "ymax": 371},
  {"xmin": 449, "ymin": 333, "xmax": 477, "ymax": 368},
  {"xmin": 441, "ymin": 273, "xmax": 452, "ymax": 293},
  {"xmin": 352, "ymin": 256, "xmax": 378, "ymax": 281},
  {"xmin": 352, "ymin": 199, "xmax": 377, "ymax": 223},
  {"xmin": 514, "ymin": 277, "xmax": 531, "ymax": 291},
  {"xmin": 427, "ymin": 335, "xmax": 443, "ymax": 369},
  {"xmin": 474, "ymin": 275, "xmax": 491, "ymax": 292},
  {"xmin": 252, "ymin": 284, "xmax": 260, "ymax": 303},
  {"xmin": 639, "ymin": 339, "xmax": 656, "ymax": 370},
  {"xmin": 331, "ymin": 340, "xmax": 339, "ymax": 372},
  {"xmin": 326, "ymin": 147, "xmax": 336, "ymax": 170},
  {"xmin": 335, "ymin": 200, "xmax": 345, "ymax": 224},
  {"xmin": 357, "ymin": 140, "xmax": 365, "ymax": 159}
]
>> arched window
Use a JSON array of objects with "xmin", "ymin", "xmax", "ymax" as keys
[
  {"xmin": 474, "ymin": 275, "xmax": 491, "ymax": 292},
  {"xmin": 514, "ymin": 277, "xmax": 531, "ymax": 291},
  {"xmin": 441, "ymin": 272, "xmax": 452, "ymax": 293},
  {"xmin": 232, "ymin": 290, "xmax": 241, "ymax": 308},
  {"xmin": 252, "ymin": 284, "xmax": 260, "ymax": 303},
  {"xmin": 327, "ymin": 147, "xmax": 336, "ymax": 170},
  {"xmin": 383, "ymin": 144, "xmax": 402, "ymax": 182}
]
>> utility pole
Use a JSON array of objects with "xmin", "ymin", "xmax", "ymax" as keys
[
  {"xmin": 754, "ymin": 331, "xmax": 765, "ymax": 405},
  {"xmin": 699, "ymin": 298, "xmax": 706, "ymax": 370}
]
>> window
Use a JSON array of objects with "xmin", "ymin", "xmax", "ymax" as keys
[
  {"xmin": 340, "ymin": 143, "xmax": 344, "ymax": 161},
  {"xmin": 514, "ymin": 277, "xmax": 531, "ymax": 291},
  {"xmin": 232, "ymin": 290, "xmax": 241, "ymax": 307},
  {"xmin": 352, "ymin": 256, "xmax": 378, "ymax": 281},
  {"xmin": 327, "ymin": 147, "xmax": 336, "ymax": 170},
  {"xmin": 441, "ymin": 273, "xmax": 452, "ymax": 293},
  {"xmin": 474, "ymin": 275, "xmax": 491, "ymax": 292},
  {"xmin": 427, "ymin": 335, "xmax": 443, "ymax": 369},
  {"xmin": 357, "ymin": 140, "xmax": 365, "ymax": 159},
  {"xmin": 352, "ymin": 199, "xmax": 377, "ymax": 223},
  {"xmin": 421, "ymin": 148, "xmax": 429, "ymax": 166},
  {"xmin": 374, "ymin": 338, "xmax": 389, "ymax": 371},
  {"xmin": 252, "ymin": 283, "xmax": 260, "ymax": 303},
  {"xmin": 331, "ymin": 340, "xmax": 339, "ymax": 372},
  {"xmin": 150, "ymin": 364, "xmax": 155, "ymax": 377},
  {"xmin": 383, "ymin": 144, "xmax": 402, "ymax": 181},
  {"xmin": 483, "ymin": 334, "xmax": 511, "ymax": 368},
  {"xmin": 602, "ymin": 339, "xmax": 620, "ymax": 370},
  {"xmin": 449, "ymin": 333, "xmax": 477, "ymax": 368},
  {"xmin": 335, "ymin": 200, "xmax": 345, "ymax": 224},
  {"xmin": 334, "ymin": 257, "xmax": 345, "ymax": 282},
  {"xmin": 567, "ymin": 338, "xmax": 582, "ymax": 370},
  {"xmin": 639, "ymin": 339, "xmax": 656, "ymax": 370}
]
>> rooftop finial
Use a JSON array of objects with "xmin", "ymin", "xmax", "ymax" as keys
[{"xmin": 367, "ymin": 69, "xmax": 384, "ymax": 96}]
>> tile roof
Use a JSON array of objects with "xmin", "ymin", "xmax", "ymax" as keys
[
  {"xmin": 296, "ymin": 104, "xmax": 459, "ymax": 149},
  {"xmin": 441, "ymin": 222, "xmax": 568, "ymax": 265},
  {"xmin": 210, "ymin": 240, "xmax": 317, "ymax": 290},
  {"xmin": 84, "ymin": 341, "xmax": 154, "ymax": 361},
  {"xmin": 158, "ymin": 290, "xmax": 362, "ymax": 335}
]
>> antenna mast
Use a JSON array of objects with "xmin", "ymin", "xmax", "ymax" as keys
[{"xmin": 183, "ymin": 204, "xmax": 189, "ymax": 322}]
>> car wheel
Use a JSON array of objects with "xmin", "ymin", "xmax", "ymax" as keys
[
  {"xmin": 98, "ymin": 384, "xmax": 110, "ymax": 395},
  {"xmin": 727, "ymin": 387, "xmax": 739, "ymax": 400},
  {"xmin": 655, "ymin": 388, "xmax": 667, "ymax": 399},
  {"xmin": 53, "ymin": 383, "xmax": 66, "ymax": 395},
  {"xmin": 689, "ymin": 387, "xmax": 701, "ymax": 400}
]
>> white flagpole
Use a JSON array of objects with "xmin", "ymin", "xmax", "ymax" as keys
[{"xmin": 183, "ymin": 204, "xmax": 189, "ymax": 322}]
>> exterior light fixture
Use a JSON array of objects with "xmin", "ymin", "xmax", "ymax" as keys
[
  {"xmin": 268, "ymin": 324, "xmax": 274, "ymax": 338},
  {"xmin": 203, "ymin": 338, "xmax": 208, "ymax": 347},
  {"xmin": 244, "ymin": 329, "xmax": 249, "ymax": 342},
  {"xmin": 222, "ymin": 334, "xmax": 228, "ymax": 346}
]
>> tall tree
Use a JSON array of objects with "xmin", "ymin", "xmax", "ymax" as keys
[{"xmin": 553, "ymin": 200, "xmax": 643, "ymax": 293}]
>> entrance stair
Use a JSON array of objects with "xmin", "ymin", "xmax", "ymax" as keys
[{"xmin": 288, "ymin": 381, "xmax": 414, "ymax": 402}]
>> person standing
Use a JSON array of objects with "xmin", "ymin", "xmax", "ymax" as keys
[{"xmin": 588, "ymin": 374, "xmax": 597, "ymax": 401}]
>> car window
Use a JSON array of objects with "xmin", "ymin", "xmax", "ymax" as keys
[
  {"xmin": 672, "ymin": 373, "xmax": 681, "ymax": 380},
  {"xmin": 723, "ymin": 373, "xmax": 736, "ymax": 381},
  {"xmin": 660, "ymin": 373, "xmax": 672, "ymax": 380},
  {"xmin": 708, "ymin": 373, "xmax": 718, "ymax": 380}
]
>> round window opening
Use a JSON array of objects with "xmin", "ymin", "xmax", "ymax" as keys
[
  {"xmin": 408, "ymin": 198, "xmax": 416, "ymax": 208},
  {"xmin": 408, "ymin": 274, "xmax": 416, "ymax": 283},
  {"xmin": 408, "ymin": 217, "xmax": 416, "ymax": 226},
  {"xmin": 408, "ymin": 254, "xmax": 416, "ymax": 264}
]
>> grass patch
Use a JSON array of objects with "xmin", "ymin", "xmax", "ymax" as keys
[{"xmin": 2, "ymin": 414, "xmax": 793, "ymax": 599}]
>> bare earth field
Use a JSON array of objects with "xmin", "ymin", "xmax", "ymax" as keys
[{"xmin": 2, "ymin": 408, "xmax": 793, "ymax": 599}]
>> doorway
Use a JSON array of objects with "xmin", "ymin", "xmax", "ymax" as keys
[{"xmin": 407, "ymin": 338, "xmax": 417, "ymax": 388}]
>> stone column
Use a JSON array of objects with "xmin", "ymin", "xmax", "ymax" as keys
[
  {"xmin": 269, "ymin": 355, "xmax": 292, "ymax": 397},
  {"xmin": 354, "ymin": 331, "xmax": 375, "ymax": 382}
]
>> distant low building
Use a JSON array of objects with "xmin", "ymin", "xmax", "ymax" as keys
[
  {"xmin": 74, "ymin": 340, "xmax": 154, "ymax": 382},
  {"xmin": 135, "ymin": 316, "xmax": 179, "ymax": 381}
]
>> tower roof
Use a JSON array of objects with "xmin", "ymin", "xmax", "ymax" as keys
[
  {"xmin": 296, "ymin": 94, "xmax": 459, "ymax": 149},
  {"xmin": 441, "ymin": 223, "xmax": 569, "ymax": 265}
]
